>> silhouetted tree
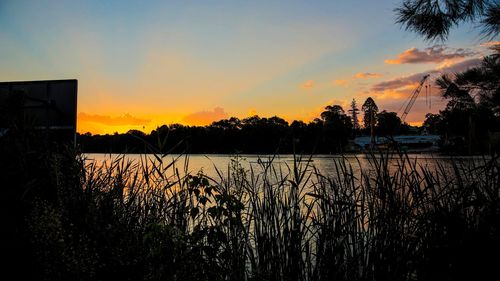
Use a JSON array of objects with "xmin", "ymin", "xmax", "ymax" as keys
[
  {"xmin": 80, "ymin": 96, "xmax": 450, "ymax": 154},
  {"xmin": 127, "ymin": 129, "xmax": 146, "ymax": 137},
  {"xmin": 211, "ymin": 117, "xmax": 242, "ymax": 130},
  {"xmin": 376, "ymin": 111, "xmax": 402, "ymax": 137},
  {"xmin": 395, "ymin": 0, "xmax": 500, "ymax": 40},
  {"xmin": 362, "ymin": 97, "xmax": 378, "ymax": 144},
  {"xmin": 430, "ymin": 48, "xmax": 500, "ymax": 153},
  {"xmin": 348, "ymin": 98, "xmax": 360, "ymax": 134},
  {"xmin": 319, "ymin": 105, "xmax": 353, "ymax": 152},
  {"xmin": 290, "ymin": 120, "xmax": 307, "ymax": 131},
  {"xmin": 422, "ymin": 113, "xmax": 442, "ymax": 134},
  {"xmin": 320, "ymin": 105, "xmax": 345, "ymax": 121},
  {"xmin": 439, "ymin": 48, "xmax": 500, "ymax": 114}
]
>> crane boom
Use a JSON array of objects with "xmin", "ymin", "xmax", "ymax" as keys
[{"xmin": 400, "ymin": 74, "xmax": 430, "ymax": 122}]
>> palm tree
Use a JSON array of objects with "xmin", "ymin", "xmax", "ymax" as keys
[
  {"xmin": 395, "ymin": 0, "xmax": 499, "ymax": 40},
  {"xmin": 436, "ymin": 47, "xmax": 499, "ymax": 113},
  {"xmin": 434, "ymin": 48, "xmax": 500, "ymax": 153}
]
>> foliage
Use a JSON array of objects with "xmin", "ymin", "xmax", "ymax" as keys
[
  {"xmin": 78, "ymin": 104, "xmax": 360, "ymax": 154},
  {"xmin": 3, "ymin": 127, "xmax": 500, "ymax": 280},
  {"xmin": 361, "ymin": 97, "xmax": 379, "ymax": 145},
  {"xmin": 422, "ymin": 113, "xmax": 442, "ymax": 134},
  {"xmin": 376, "ymin": 110, "xmax": 403, "ymax": 136},
  {"xmin": 348, "ymin": 98, "xmax": 361, "ymax": 133},
  {"xmin": 319, "ymin": 105, "xmax": 353, "ymax": 152},
  {"xmin": 395, "ymin": 0, "xmax": 500, "ymax": 40},
  {"xmin": 362, "ymin": 97, "xmax": 378, "ymax": 130},
  {"xmin": 427, "ymin": 48, "xmax": 500, "ymax": 154},
  {"xmin": 439, "ymin": 49, "xmax": 500, "ymax": 115}
]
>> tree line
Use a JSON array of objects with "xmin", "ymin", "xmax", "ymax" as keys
[{"xmin": 77, "ymin": 98, "xmax": 414, "ymax": 154}]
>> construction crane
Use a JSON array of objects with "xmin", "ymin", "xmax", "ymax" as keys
[{"xmin": 400, "ymin": 74, "xmax": 430, "ymax": 123}]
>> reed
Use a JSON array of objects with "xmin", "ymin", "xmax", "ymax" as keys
[{"xmin": 14, "ymin": 147, "xmax": 500, "ymax": 281}]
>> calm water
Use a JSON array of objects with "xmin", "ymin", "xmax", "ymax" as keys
[{"xmin": 84, "ymin": 153, "xmax": 489, "ymax": 179}]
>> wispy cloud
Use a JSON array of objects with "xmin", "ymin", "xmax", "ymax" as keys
[
  {"xmin": 78, "ymin": 112, "xmax": 151, "ymax": 126},
  {"xmin": 305, "ymin": 98, "xmax": 350, "ymax": 121},
  {"xmin": 353, "ymin": 72, "xmax": 383, "ymax": 79},
  {"xmin": 182, "ymin": 107, "xmax": 228, "ymax": 125},
  {"xmin": 301, "ymin": 80, "xmax": 315, "ymax": 90},
  {"xmin": 248, "ymin": 108, "xmax": 258, "ymax": 116},
  {"xmin": 371, "ymin": 73, "xmax": 422, "ymax": 92},
  {"xmin": 480, "ymin": 41, "xmax": 500, "ymax": 47},
  {"xmin": 334, "ymin": 79, "xmax": 348, "ymax": 86},
  {"xmin": 333, "ymin": 72, "xmax": 382, "ymax": 88},
  {"xmin": 385, "ymin": 45, "xmax": 476, "ymax": 64},
  {"xmin": 435, "ymin": 57, "xmax": 482, "ymax": 72},
  {"xmin": 373, "ymin": 57, "xmax": 482, "ymax": 92}
]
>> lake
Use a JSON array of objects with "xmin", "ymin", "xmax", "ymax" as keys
[{"xmin": 84, "ymin": 153, "xmax": 489, "ymax": 180}]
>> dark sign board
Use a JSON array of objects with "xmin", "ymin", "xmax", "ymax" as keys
[{"xmin": 0, "ymin": 79, "xmax": 77, "ymax": 144}]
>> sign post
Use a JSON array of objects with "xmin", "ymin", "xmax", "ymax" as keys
[{"xmin": 0, "ymin": 79, "xmax": 78, "ymax": 146}]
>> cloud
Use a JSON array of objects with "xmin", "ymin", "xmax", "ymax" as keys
[
  {"xmin": 437, "ymin": 57, "xmax": 482, "ymax": 73},
  {"xmin": 353, "ymin": 72, "xmax": 383, "ymax": 79},
  {"xmin": 357, "ymin": 57, "xmax": 482, "ymax": 125},
  {"xmin": 78, "ymin": 112, "xmax": 151, "ymax": 126},
  {"xmin": 385, "ymin": 45, "xmax": 476, "ymax": 64},
  {"xmin": 371, "ymin": 73, "xmax": 423, "ymax": 92},
  {"xmin": 372, "ymin": 58, "xmax": 482, "ymax": 92},
  {"xmin": 301, "ymin": 80, "xmax": 315, "ymax": 89},
  {"xmin": 248, "ymin": 108, "xmax": 258, "ymax": 116},
  {"xmin": 334, "ymin": 79, "xmax": 348, "ymax": 86},
  {"xmin": 305, "ymin": 99, "xmax": 349, "ymax": 121},
  {"xmin": 333, "ymin": 72, "xmax": 382, "ymax": 88},
  {"xmin": 182, "ymin": 107, "xmax": 228, "ymax": 125},
  {"xmin": 480, "ymin": 41, "xmax": 500, "ymax": 47}
]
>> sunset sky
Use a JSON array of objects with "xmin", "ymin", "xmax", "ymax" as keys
[{"xmin": 0, "ymin": 0, "xmax": 496, "ymax": 134}]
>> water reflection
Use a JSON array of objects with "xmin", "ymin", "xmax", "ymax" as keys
[{"xmin": 84, "ymin": 153, "xmax": 489, "ymax": 180}]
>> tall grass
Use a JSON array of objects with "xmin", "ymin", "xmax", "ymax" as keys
[{"xmin": 15, "ymin": 148, "xmax": 500, "ymax": 280}]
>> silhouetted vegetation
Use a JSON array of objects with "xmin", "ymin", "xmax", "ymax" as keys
[
  {"xmin": 348, "ymin": 98, "xmax": 361, "ymax": 135},
  {"xmin": 396, "ymin": 0, "xmax": 500, "ymax": 40},
  {"xmin": 422, "ymin": 47, "xmax": 500, "ymax": 154},
  {"xmin": 2, "ymin": 2, "xmax": 499, "ymax": 280},
  {"xmin": 2, "ymin": 127, "xmax": 500, "ymax": 281},
  {"xmin": 77, "ymin": 108, "xmax": 358, "ymax": 154},
  {"xmin": 77, "ymin": 101, "xmax": 421, "ymax": 154},
  {"xmin": 362, "ymin": 97, "xmax": 378, "ymax": 144},
  {"xmin": 395, "ymin": 0, "xmax": 500, "ymax": 154},
  {"xmin": 376, "ymin": 110, "xmax": 410, "ymax": 137}
]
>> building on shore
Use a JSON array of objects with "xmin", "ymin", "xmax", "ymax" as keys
[{"xmin": 353, "ymin": 135, "xmax": 440, "ymax": 152}]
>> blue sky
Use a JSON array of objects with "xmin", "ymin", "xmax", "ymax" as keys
[{"xmin": 0, "ymin": 0, "xmax": 492, "ymax": 133}]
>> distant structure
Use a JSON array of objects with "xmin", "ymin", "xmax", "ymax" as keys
[
  {"xmin": 353, "ymin": 75, "xmax": 439, "ymax": 151},
  {"xmin": 354, "ymin": 135, "xmax": 440, "ymax": 152},
  {"xmin": 399, "ymin": 74, "xmax": 430, "ymax": 123},
  {"xmin": 0, "ymin": 79, "xmax": 78, "ymax": 145}
]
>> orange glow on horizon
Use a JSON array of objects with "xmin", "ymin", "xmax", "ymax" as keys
[
  {"xmin": 77, "ymin": 110, "xmax": 428, "ymax": 135},
  {"xmin": 407, "ymin": 121, "xmax": 424, "ymax": 127}
]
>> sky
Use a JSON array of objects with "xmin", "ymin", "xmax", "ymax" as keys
[{"xmin": 0, "ymin": 0, "xmax": 496, "ymax": 134}]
